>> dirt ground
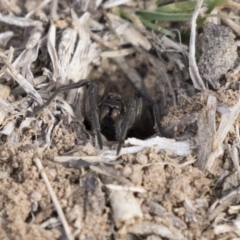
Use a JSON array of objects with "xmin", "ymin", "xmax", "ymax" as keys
[{"xmin": 1, "ymin": 0, "xmax": 240, "ymax": 240}]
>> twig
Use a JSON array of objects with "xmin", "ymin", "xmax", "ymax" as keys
[
  {"xmin": 196, "ymin": 95, "xmax": 217, "ymax": 170},
  {"xmin": 222, "ymin": 17, "xmax": 240, "ymax": 36},
  {"xmin": 89, "ymin": 31, "xmax": 116, "ymax": 50},
  {"xmin": 34, "ymin": 156, "xmax": 74, "ymax": 240},
  {"xmin": 228, "ymin": 142, "xmax": 240, "ymax": 178},
  {"xmin": 30, "ymin": 79, "xmax": 89, "ymax": 117},
  {"xmin": 114, "ymin": 56, "xmax": 142, "ymax": 89},
  {"xmin": 208, "ymin": 187, "xmax": 240, "ymax": 222},
  {"xmin": 189, "ymin": 0, "xmax": 206, "ymax": 90},
  {"xmin": 0, "ymin": 13, "xmax": 42, "ymax": 27},
  {"xmin": 105, "ymin": 184, "xmax": 146, "ymax": 193},
  {"xmin": 103, "ymin": 0, "xmax": 132, "ymax": 9},
  {"xmin": 47, "ymin": 23, "xmax": 60, "ymax": 81},
  {"xmin": 25, "ymin": 0, "xmax": 51, "ymax": 19},
  {"xmin": 206, "ymin": 98, "xmax": 240, "ymax": 171},
  {"xmin": 236, "ymin": 123, "xmax": 240, "ymax": 143},
  {"xmin": 101, "ymin": 48, "xmax": 136, "ymax": 58},
  {"xmin": 50, "ymin": 0, "xmax": 58, "ymax": 20},
  {"xmin": 213, "ymin": 99, "xmax": 240, "ymax": 150},
  {"xmin": 0, "ymin": 31, "xmax": 13, "ymax": 46},
  {"xmin": 0, "ymin": 53, "xmax": 43, "ymax": 105},
  {"xmin": 224, "ymin": 0, "xmax": 240, "ymax": 9}
]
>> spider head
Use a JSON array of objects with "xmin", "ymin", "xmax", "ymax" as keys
[{"xmin": 99, "ymin": 93, "xmax": 125, "ymax": 124}]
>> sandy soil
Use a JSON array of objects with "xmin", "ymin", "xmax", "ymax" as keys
[{"xmin": 1, "ymin": 0, "xmax": 240, "ymax": 240}]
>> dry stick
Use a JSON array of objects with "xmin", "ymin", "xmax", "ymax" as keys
[
  {"xmin": 25, "ymin": 0, "xmax": 51, "ymax": 19},
  {"xmin": 228, "ymin": 142, "xmax": 240, "ymax": 177},
  {"xmin": 189, "ymin": 0, "xmax": 206, "ymax": 90},
  {"xmin": 236, "ymin": 123, "xmax": 240, "ymax": 143},
  {"xmin": 89, "ymin": 31, "xmax": 116, "ymax": 50},
  {"xmin": 0, "ymin": 13, "xmax": 42, "ymax": 27},
  {"xmin": 0, "ymin": 53, "xmax": 43, "ymax": 105},
  {"xmin": 50, "ymin": 0, "xmax": 58, "ymax": 21},
  {"xmin": 0, "ymin": 46, "xmax": 14, "ymax": 78},
  {"xmin": 208, "ymin": 186, "xmax": 240, "ymax": 222},
  {"xmin": 206, "ymin": 97, "xmax": 240, "ymax": 171},
  {"xmin": 34, "ymin": 157, "xmax": 74, "ymax": 240},
  {"xmin": 30, "ymin": 80, "xmax": 89, "ymax": 117},
  {"xmin": 222, "ymin": 17, "xmax": 240, "ymax": 36},
  {"xmin": 114, "ymin": 57, "xmax": 143, "ymax": 89}
]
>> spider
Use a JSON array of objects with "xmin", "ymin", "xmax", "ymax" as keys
[{"xmin": 31, "ymin": 79, "xmax": 161, "ymax": 154}]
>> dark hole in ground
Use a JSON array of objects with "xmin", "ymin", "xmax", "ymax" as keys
[
  {"xmin": 127, "ymin": 102, "xmax": 156, "ymax": 139},
  {"xmin": 83, "ymin": 77, "xmax": 157, "ymax": 142},
  {"xmin": 84, "ymin": 102, "xmax": 155, "ymax": 141}
]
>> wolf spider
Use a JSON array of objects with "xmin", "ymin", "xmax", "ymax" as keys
[{"xmin": 31, "ymin": 79, "xmax": 161, "ymax": 154}]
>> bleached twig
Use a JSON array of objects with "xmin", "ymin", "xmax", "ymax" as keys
[
  {"xmin": 128, "ymin": 221, "xmax": 185, "ymax": 240},
  {"xmin": 156, "ymin": 157, "xmax": 196, "ymax": 168},
  {"xmin": 101, "ymin": 48, "xmax": 136, "ymax": 58},
  {"xmin": 125, "ymin": 137, "xmax": 192, "ymax": 156},
  {"xmin": 13, "ymin": 44, "xmax": 40, "ymax": 83},
  {"xmin": 222, "ymin": 17, "xmax": 240, "ymax": 36},
  {"xmin": 66, "ymin": 11, "xmax": 98, "ymax": 119},
  {"xmin": 208, "ymin": 186, "xmax": 240, "ymax": 222},
  {"xmin": 26, "ymin": 26, "xmax": 43, "ymax": 49},
  {"xmin": 105, "ymin": 184, "xmax": 146, "ymax": 193},
  {"xmin": 69, "ymin": 11, "xmax": 98, "ymax": 82},
  {"xmin": 0, "ymin": 53, "xmax": 43, "ymax": 105},
  {"xmin": 114, "ymin": 57, "xmax": 143, "ymax": 89},
  {"xmin": 103, "ymin": 0, "xmax": 132, "ymax": 9},
  {"xmin": 47, "ymin": 23, "xmax": 60, "ymax": 81},
  {"xmin": 214, "ymin": 224, "xmax": 240, "ymax": 236},
  {"xmin": 206, "ymin": 98, "xmax": 240, "ymax": 170},
  {"xmin": 0, "ymin": 13, "xmax": 42, "ymax": 27},
  {"xmin": 189, "ymin": 0, "xmax": 206, "ymax": 90},
  {"xmin": 0, "ymin": 31, "xmax": 13, "ymax": 46},
  {"xmin": 25, "ymin": 0, "xmax": 51, "ymax": 19},
  {"xmin": 236, "ymin": 123, "xmax": 240, "ymax": 143},
  {"xmin": 55, "ymin": 155, "xmax": 110, "ymax": 163},
  {"xmin": 0, "ymin": 46, "xmax": 14, "ymax": 79},
  {"xmin": 89, "ymin": 31, "xmax": 116, "ymax": 49},
  {"xmin": 196, "ymin": 95, "xmax": 217, "ymax": 170},
  {"xmin": 58, "ymin": 29, "xmax": 77, "ymax": 83},
  {"xmin": 40, "ymin": 217, "xmax": 60, "ymax": 228},
  {"xmin": 228, "ymin": 142, "xmax": 240, "ymax": 178},
  {"xmin": 50, "ymin": 0, "xmax": 58, "ymax": 20},
  {"xmin": 34, "ymin": 157, "xmax": 74, "ymax": 240},
  {"xmin": 100, "ymin": 136, "xmax": 192, "ymax": 161},
  {"xmin": 107, "ymin": 13, "xmax": 151, "ymax": 50}
]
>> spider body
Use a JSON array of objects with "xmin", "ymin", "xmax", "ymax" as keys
[
  {"xmin": 81, "ymin": 82, "xmax": 142, "ymax": 151},
  {"xmin": 98, "ymin": 93, "xmax": 125, "ymax": 141},
  {"xmin": 32, "ymin": 79, "xmax": 161, "ymax": 154}
]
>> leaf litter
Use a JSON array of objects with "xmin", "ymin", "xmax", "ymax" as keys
[{"xmin": 1, "ymin": 0, "xmax": 240, "ymax": 239}]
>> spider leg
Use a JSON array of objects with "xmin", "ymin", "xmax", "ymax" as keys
[
  {"xmin": 32, "ymin": 79, "xmax": 104, "ymax": 149},
  {"xmin": 87, "ymin": 82, "xmax": 103, "ymax": 150},
  {"xmin": 116, "ymin": 90, "xmax": 161, "ymax": 155},
  {"xmin": 30, "ymin": 79, "xmax": 90, "ymax": 117},
  {"xmin": 124, "ymin": 78, "xmax": 162, "ymax": 136},
  {"xmin": 135, "ymin": 90, "xmax": 162, "ymax": 135},
  {"xmin": 116, "ymin": 93, "xmax": 141, "ymax": 155}
]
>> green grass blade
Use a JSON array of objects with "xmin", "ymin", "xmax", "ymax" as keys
[
  {"xmin": 206, "ymin": 0, "xmax": 228, "ymax": 13},
  {"xmin": 156, "ymin": 1, "xmax": 197, "ymax": 13},
  {"xmin": 136, "ymin": 10, "xmax": 192, "ymax": 22},
  {"xmin": 140, "ymin": 18, "xmax": 175, "ymax": 36}
]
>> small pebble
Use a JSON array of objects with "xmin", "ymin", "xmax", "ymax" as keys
[{"xmin": 136, "ymin": 153, "xmax": 148, "ymax": 165}]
